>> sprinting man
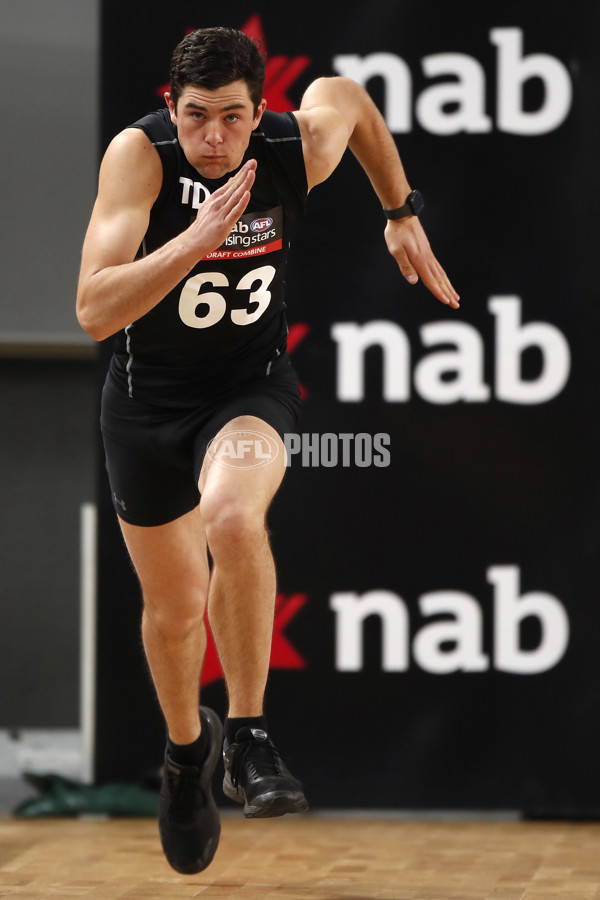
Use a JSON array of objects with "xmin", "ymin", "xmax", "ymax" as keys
[{"xmin": 76, "ymin": 26, "xmax": 459, "ymax": 874}]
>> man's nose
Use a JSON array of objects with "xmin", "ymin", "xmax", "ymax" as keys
[{"xmin": 205, "ymin": 125, "xmax": 224, "ymax": 146}]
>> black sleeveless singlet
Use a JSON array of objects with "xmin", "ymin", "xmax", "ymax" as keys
[{"xmin": 108, "ymin": 108, "xmax": 308, "ymax": 408}]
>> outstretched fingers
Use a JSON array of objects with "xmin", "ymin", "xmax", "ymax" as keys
[
  {"xmin": 218, "ymin": 160, "xmax": 256, "ymax": 203},
  {"xmin": 217, "ymin": 160, "xmax": 256, "ymax": 223},
  {"xmin": 421, "ymin": 256, "xmax": 460, "ymax": 309}
]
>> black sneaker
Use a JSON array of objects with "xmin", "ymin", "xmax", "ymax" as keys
[
  {"xmin": 158, "ymin": 707, "xmax": 223, "ymax": 874},
  {"xmin": 223, "ymin": 726, "xmax": 309, "ymax": 818}
]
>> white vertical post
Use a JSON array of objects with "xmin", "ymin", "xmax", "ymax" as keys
[{"xmin": 79, "ymin": 502, "xmax": 97, "ymax": 784}]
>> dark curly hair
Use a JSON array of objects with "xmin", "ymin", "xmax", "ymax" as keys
[{"xmin": 169, "ymin": 27, "xmax": 266, "ymax": 113}]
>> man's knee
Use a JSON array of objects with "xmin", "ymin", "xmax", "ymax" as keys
[
  {"xmin": 200, "ymin": 494, "xmax": 266, "ymax": 557},
  {"xmin": 143, "ymin": 589, "xmax": 207, "ymax": 641}
]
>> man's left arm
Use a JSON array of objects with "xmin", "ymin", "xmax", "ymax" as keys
[{"xmin": 294, "ymin": 77, "xmax": 459, "ymax": 309}]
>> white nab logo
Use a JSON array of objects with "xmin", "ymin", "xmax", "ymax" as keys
[
  {"xmin": 331, "ymin": 296, "xmax": 571, "ymax": 405},
  {"xmin": 330, "ymin": 566, "xmax": 570, "ymax": 675},
  {"xmin": 333, "ymin": 27, "xmax": 572, "ymax": 135}
]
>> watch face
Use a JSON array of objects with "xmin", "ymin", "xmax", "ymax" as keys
[{"xmin": 409, "ymin": 190, "xmax": 425, "ymax": 216}]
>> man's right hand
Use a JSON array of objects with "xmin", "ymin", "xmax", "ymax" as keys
[{"xmin": 188, "ymin": 159, "xmax": 257, "ymax": 257}]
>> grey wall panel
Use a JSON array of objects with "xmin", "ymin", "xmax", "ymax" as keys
[
  {"xmin": 0, "ymin": 360, "xmax": 96, "ymax": 727},
  {"xmin": 0, "ymin": 0, "xmax": 98, "ymax": 349}
]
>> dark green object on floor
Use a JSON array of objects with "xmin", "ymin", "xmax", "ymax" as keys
[{"xmin": 13, "ymin": 773, "xmax": 159, "ymax": 818}]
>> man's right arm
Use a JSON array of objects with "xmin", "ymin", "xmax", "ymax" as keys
[{"xmin": 76, "ymin": 130, "xmax": 256, "ymax": 342}]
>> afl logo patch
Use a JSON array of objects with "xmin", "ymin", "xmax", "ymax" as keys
[{"xmin": 250, "ymin": 216, "xmax": 274, "ymax": 233}]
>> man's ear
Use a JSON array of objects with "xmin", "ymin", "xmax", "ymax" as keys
[
  {"xmin": 252, "ymin": 98, "xmax": 267, "ymax": 130},
  {"xmin": 165, "ymin": 92, "xmax": 176, "ymax": 123}
]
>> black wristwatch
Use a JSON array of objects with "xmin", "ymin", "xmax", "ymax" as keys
[{"xmin": 383, "ymin": 189, "xmax": 424, "ymax": 220}]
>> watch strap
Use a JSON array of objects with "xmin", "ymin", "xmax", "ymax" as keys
[
  {"xmin": 384, "ymin": 189, "xmax": 424, "ymax": 220},
  {"xmin": 384, "ymin": 202, "xmax": 413, "ymax": 220}
]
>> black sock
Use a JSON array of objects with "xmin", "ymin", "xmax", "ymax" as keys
[
  {"xmin": 167, "ymin": 728, "xmax": 210, "ymax": 768},
  {"xmin": 224, "ymin": 715, "xmax": 268, "ymax": 745}
]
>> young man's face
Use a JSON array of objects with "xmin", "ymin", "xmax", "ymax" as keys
[{"xmin": 166, "ymin": 80, "xmax": 266, "ymax": 179}]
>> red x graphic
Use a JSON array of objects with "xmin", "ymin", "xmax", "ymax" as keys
[
  {"xmin": 201, "ymin": 593, "xmax": 308, "ymax": 686},
  {"xmin": 241, "ymin": 15, "xmax": 312, "ymax": 112}
]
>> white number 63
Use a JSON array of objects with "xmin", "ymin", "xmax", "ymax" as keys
[{"xmin": 178, "ymin": 265, "xmax": 276, "ymax": 329}]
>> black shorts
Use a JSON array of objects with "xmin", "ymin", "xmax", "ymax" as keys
[{"xmin": 100, "ymin": 355, "xmax": 302, "ymax": 527}]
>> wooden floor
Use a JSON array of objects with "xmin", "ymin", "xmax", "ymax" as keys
[{"xmin": 1, "ymin": 814, "xmax": 600, "ymax": 899}]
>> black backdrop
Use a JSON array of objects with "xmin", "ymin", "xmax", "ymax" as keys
[{"xmin": 96, "ymin": 0, "xmax": 600, "ymax": 811}]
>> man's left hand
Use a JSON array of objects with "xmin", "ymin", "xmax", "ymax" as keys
[{"xmin": 385, "ymin": 217, "xmax": 460, "ymax": 309}]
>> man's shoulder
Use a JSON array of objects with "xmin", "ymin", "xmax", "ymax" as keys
[
  {"xmin": 251, "ymin": 110, "xmax": 302, "ymax": 143},
  {"xmin": 249, "ymin": 110, "xmax": 307, "ymax": 206},
  {"xmin": 128, "ymin": 108, "xmax": 177, "ymax": 146}
]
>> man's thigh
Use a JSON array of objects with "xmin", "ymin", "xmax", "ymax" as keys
[
  {"xmin": 198, "ymin": 415, "xmax": 288, "ymax": 518},
  {"xmin": 118, "ymin": 506, "xmax": 210, "ymax": 608}
]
